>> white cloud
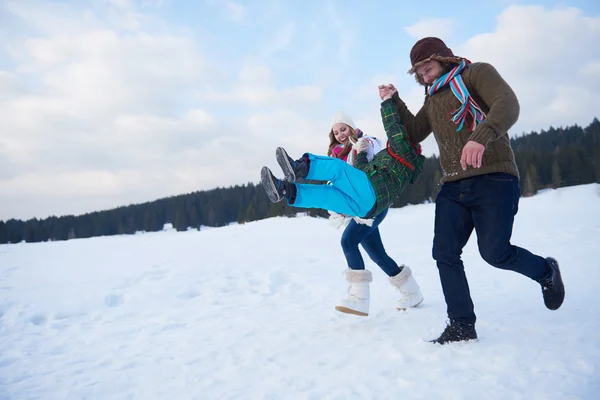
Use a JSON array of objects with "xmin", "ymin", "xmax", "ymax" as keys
[
  {"xmin": 239, "ymin": 64, "xmax": 272, "ymax": 85},
  {"xmin": 0, "ymin": 3, "xmax": 223, "ymax": 218},
  {"xmin": 205, "ymin": 0, "xmax": 245, "ymax": 22},
  {"xmin": 354, "ymin": 73, "xmax": 400, "ymax": 100},
  {"xmin": 579, "ymin": 61, "xmax": 600, "ymax": 77},
  {"xmin": 226, "ymin": 1, "xmax": 245, "ymax": 22},
  {"xmin": 6, "ymin": 1, "xmax": 98, "ymax": 36},
  {"xmin": 457, "ymin": 5, "xmax": 600, "ymax": 134},
  {"xmin": 109, "ymin": 0, "xmax": 132, "ymax": 8},
  {"xmin": 260, "ymin": 22, "xmax": 296, "ymax": 57},
  {"xmin": 0, "ymin": 2, "xmax": 324, "ymax": 219},
  {"xmin": 219, "ymin": 0, "xmax": 245, "ymax": 22},
  {"xmin": 0, "ymin": 72, "xmax": 21, "ymax": 101},
  {"xmin": 245, "ymin": 110, "xmax": 330, "ymax": 169},
  {"xmin": 202, "ymin": 62, "xmax": 322, "ymax": 106},
  {"xmin": 2, "ymin": 2, "xmax": 598, "ymax": 220},
  {"xmin": 326, "ymin": 4, "xmax": 356, "ymax": 60},
  {"xmin": 404, "ymin": 17, "xmax": 456, "ymax": 40},
  {"xmin": 1, "ymin": 24, "xmax": 208, "ymax": 175}
]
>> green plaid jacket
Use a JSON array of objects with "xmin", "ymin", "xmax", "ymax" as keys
[{"xmin": 354, "ymin": 99, "xmax": 425, "ymax": 218}]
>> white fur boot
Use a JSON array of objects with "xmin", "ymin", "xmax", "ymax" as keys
[
  {"xmin": 335, "ymin": 269, "xmax": 372, "ymax": 316},
  {"xmin": 389, "ymin": 266, "xmax": 423, "ymax": 310}
]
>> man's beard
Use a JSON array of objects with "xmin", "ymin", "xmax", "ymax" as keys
[{"xmin": 418, "ymin": 64, "xmax": 454, "ymax": 87}]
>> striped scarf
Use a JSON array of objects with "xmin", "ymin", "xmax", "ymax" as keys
[{"xmin": 428, "ymin": 60, "xmax": 486, "ymax": 132}]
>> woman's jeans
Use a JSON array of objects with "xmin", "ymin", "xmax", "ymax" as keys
[{"xmin": 341, "ymin": 208, "xmax": 402, "ymax": 277}]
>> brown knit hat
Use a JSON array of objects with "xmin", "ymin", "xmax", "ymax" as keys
[{"xmin": 408, "ymin": 37, "xmax": 464, "ymax": 74}]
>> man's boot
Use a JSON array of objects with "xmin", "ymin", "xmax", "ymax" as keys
[
  {"xmin": 539, "ymin": 257, "xmax": 565, "ymax": 310},
  {"xmin": 431, "ymin": 319, "xmax": 478, "ymax": 345}
]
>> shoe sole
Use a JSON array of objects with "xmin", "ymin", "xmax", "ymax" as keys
[
  {"xmin": 334, "ymin": 306, "xmax": 368, "ymax": 317},
  {"xmin": 260, "ymin": 167, "xmax": 282, "ymax": 203},
  {"xmin": 276, "ymin": 147, "xmax": 295, "ymax": 182},
  {"xmin": 396, "ymin": 298, "xmax": 424, "ymax": 311},
  {"xmin": 430, "ymin": 338, "xmax": 479, "ymax": 345}
]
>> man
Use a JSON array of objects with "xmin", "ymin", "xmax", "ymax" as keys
[{"xmin": 388, "ymin": 37, "xmax": 564, "ymax": 344}]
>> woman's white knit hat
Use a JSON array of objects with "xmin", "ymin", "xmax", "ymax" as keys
[{"xmin": 331, "ymin": 110, "xmax": 355, "ymax": 130}]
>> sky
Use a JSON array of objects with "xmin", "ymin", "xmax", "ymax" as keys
[
  {"xmin": 1, "ymin": 0, "xmax": 599, "ymax": 221},
  {"xmin": 1, "ymin": 183, "xmax": 599, "ymax": 399}
]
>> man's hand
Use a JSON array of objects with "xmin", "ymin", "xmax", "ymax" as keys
[
  {"xmin": 386, "ymin": 84, "xmax": 398, "ymax": 97},
  {"xmin": 460, "ymin": 141, "xmax": 485, "ymax": 170}
]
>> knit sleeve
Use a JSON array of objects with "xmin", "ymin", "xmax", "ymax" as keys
[
  {"xmin": 392, "ymin": 92, "xmax": 432, "ymax": 143},
  {"xmin": 467, "ymin": 62, "xmax": 520, "ymax": 146}
]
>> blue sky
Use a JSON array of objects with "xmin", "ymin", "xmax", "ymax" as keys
[{"xmin": 1, "ymin": 0, "xmax": 599, "ymax": 220}]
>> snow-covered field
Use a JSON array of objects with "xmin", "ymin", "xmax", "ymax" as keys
[{"xmin": 1, "ymin": 184, "xmax": 599, "ymax": 399}]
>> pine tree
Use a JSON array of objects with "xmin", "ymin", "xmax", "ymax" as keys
[
  {"xmin": 173, "ymin": 208, "xmax": 188, "ymax": 231},
  {"xmin": 0, "ymin": 221, "xmax": 7, "ymax": 244},
  {"xmin": 551, "ymin": 159, "xmax": 563, "ymax": 188},
  {"xmin": 244, "ymin": 203, "xmax": 258, "ymax": 222},
  {"xmin": 522, "ymin": 165, "xmax": 540, "ymax": 197}
]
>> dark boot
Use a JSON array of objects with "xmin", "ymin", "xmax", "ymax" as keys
[
  {"xmin": 260, "ymin": 166, "xmax": 296, "ymax": 203},
  {"xmin": 276, "ymin": 147, "xmax": 309, "ymax": 182},
  {"xmin": 431, "ymin": 319, "xmax": 478, "ymax": 345},
  {"xmin": 539, "ymin": 257, "xmax": 565, "ymax": 310}
]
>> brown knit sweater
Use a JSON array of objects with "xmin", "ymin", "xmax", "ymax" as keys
[{"xmin": 393, "ymin": 62, "xmax": 520, "ymax": 183}]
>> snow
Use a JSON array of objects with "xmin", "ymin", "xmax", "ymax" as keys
[{"xmin": 1, "ymin": 184, "xmax": 599, "ymax": 399}]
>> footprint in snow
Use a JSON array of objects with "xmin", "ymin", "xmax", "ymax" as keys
[{"xmin": 104, "ymin": 293, "xmax": 124, "ymax": 308}]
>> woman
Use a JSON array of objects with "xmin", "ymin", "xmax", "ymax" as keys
[
  {"xmin": 326, "ymin": 111, "xmax": 423, "ymax": 316},
  {"xmin": 260, "ymin": 88, "xmax": 424, "ymax": 316}
]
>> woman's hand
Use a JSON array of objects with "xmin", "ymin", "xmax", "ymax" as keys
[{"xmin": 378, "ymin": 84, "xmax": 397, "ymax": 101}]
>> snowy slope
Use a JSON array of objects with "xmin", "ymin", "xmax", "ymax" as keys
[{"xmin": 1, "ymin": 184, "xmax": 599, "ymax": 399}]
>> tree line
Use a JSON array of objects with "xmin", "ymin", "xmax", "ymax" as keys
[{"xmin": 1, "ymin": 118, "xmax": 599, "ymax": 244}]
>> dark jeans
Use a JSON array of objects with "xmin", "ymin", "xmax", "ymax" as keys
[
  {"xmin": 341, "ymin": 208, "xmax": 402, "ymax": 277},
  {"xmin": 432, "ymin": 173, "xmax": 548, "ymax": 325}
]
